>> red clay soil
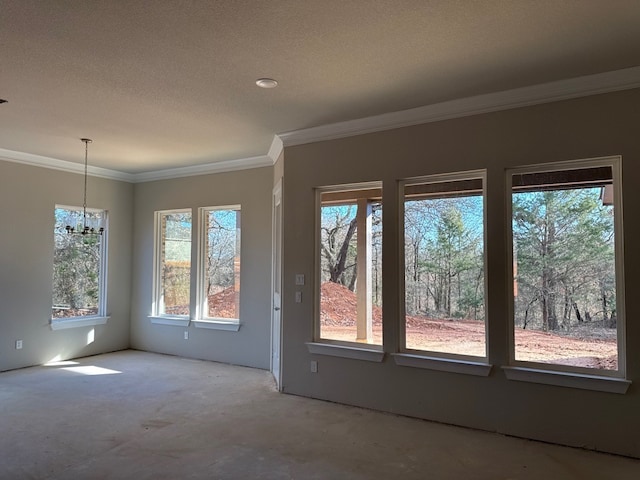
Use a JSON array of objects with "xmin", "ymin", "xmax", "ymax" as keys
[
  {"xmin": 165, "ymin": 281, "xmax": 616, "ymax": 370},
  {"xmin": 164, "ymin": 287, "xmax": 238, "ymax": 318},
  {"xmin": 320, "ymin": 281, "xmax": 383, "ymax": 326},
  {"xmin": 320, "ymin": 281, "xmax": 617, "ymax": 370},
  {"xmin": 52, "ymin": 307, "xmax": 98, "ymax": 318},
  {"xmin": 207, "ymin": 286, "xmax": 239, "ymax": 318}
]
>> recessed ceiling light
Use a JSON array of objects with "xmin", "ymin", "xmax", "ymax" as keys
[{"xmin": 256, "ymin": 78, "xmax": 278, "ymax": 89}]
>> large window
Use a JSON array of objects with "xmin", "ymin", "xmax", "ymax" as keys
[
  {"xmin": 402, "ymin": 173, "xmax": 486, "ymax": 358},
  {"xmin": 52, "ymin": 206, "xmax": 107, "ymax": 319},
  {"xmin": 509, "ymin": 159, "xmax": 624, "ymax": 375},
  {"xmin": 153, "ymin": 210, "xmax": 192, "ymax": 317},
  {"xmin": 317, "ymin": 184, "xmax": 382, "ymax": 346},
  {"xmin": 198, "ymin": 206, "xmax": 241, "ymax": 321}
]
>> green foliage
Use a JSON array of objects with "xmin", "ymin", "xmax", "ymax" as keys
[
  {"xmin": 405, "ymin": 196, "xmax": 484, "ymax": 320},
  {"xmin": 512, "ymin": 188, "xmax": 615, "ymax": 331},
  {"xmin": 52, "ymin": 208, "xmax": 103, "ymax": 317}
]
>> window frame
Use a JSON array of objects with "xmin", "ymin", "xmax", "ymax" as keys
[
  {"xmin": 51, "ymin": 204, "xmax": 109, "ymax": 330},
  {"xmin": 506, "ymin": 156, "xmax": 626, "ymax": 379},
  {"xmin": 398, "ymin": 170, "xmax": 489, "ymax": 363},
  {"xmin": 195, "ymin": 204, "xmax": 242, "ymax": 329},
  {"xmin": 312, "ymin": 181, "xmax": 384, "ymax": 352},
  {"xmin": 151, "ymin": 208, "xmax": 192, "ymax": 323}
]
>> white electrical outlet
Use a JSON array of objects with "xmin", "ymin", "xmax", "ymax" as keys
[
  {"xmin": 295, "ymin": 291, "xmax": 302, "ymax": 303},
  {"xmin": 310, "ymin": 360, "xmax": 318, "ymax": 373},
  {"xmin": 184, "ymin": 331, "xmax": 189, "ymax": 340},
  {"xmin": 15, "ymin": 340, "xmax": 23, "ymax": 350},
  {"xmin": 295, "ymin": 274, "xmax": 305, "ymax": 286}
]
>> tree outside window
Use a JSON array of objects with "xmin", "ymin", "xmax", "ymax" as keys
[
  {"xmin": 318, "ymin": 186, "xmax": 382, "ymax": 346},
  {"xmin": 155, "ymin": 210, "xmax": 191, "ymax": 317},
  {"xmin": 52, "ymin": 206, "xmax": 106, "ymax": 318},
  {"xmin": 403, "ymin": 175, "xmax": 486, "ymax": 358},
  {"xmin": 510, "ymin": 163, "xmax": 622, "ymax": 372},
  {"xmin": 200, "ymin": 207, "xmax": 241, "ymax": 320}
]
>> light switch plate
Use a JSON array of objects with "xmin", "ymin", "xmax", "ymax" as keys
[{"xmin": 295, "ymin": 274, "xmax": 305, "ymax": 286}]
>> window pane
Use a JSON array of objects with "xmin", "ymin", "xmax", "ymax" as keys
[
  {"xmin": 52, "ymin": 207, "xmax": 104, "ymax": 318},
  {"xmin": 319, "ymin": 188, "xmax": 382, "ymax": 345},
  {"xmin": 511, "ymin": 166, "xmax": 618, "ymax": 370},
  {"xmin": 404, "ymin": 178, "xmax": 486, "ymax": 357},
  {"xmin": 159, "ymin": 211, "xmax": 191, "ymax": 316},
  {"xmin": 203, "ymin": 208, "xmax": 240, "ymax": 320}
]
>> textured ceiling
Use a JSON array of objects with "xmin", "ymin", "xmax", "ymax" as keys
[{"xmin": 2, "ymin": 0, "xmax": 640, "ymax": 173}]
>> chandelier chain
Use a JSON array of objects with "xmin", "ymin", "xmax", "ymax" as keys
[
  {"xmin": 65, "ymin": 138, "xmax": 102, "ymax": 236},
  {"xmin": 83, "ymin": 138, "xmax": 89, "ymax": 220}
]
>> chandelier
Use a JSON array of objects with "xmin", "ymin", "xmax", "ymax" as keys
[{"xmin": 65, "ymin": 138, "xmax": 104, "ymax": 235}]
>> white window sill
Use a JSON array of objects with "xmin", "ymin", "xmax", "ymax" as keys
[
  {"xmin": 51, "ymin": 316, "xmax": 110, "ymax": 331},
  {"xmin": 393, "ymin": 353, "xmax": 492, "ymax": 376},
  {"xmin": 193, "ymin": 319, "xmax": 241, "ymax": 331},
  {"xmin": 148, "ymin": 316, "xmax": 191, "ymax": 327},
  {"xmin": 502, "ymin": 366, "xmax": 631, "ymax": 394},
  {"xmin": 305, "ymin": 342, "xmax": 385, "ymax": 362}
]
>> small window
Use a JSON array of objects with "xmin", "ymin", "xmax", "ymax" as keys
[
  {"xmin": 509, "ymin": 159, "xmax": 624, "ymax": 375},
  {"xmin": 198, "ymin": 206, "xmax": 241, "ymax": 321},
  {"xmin": 402, "ymin": 173, "xmax": 486, "ymax": 358},
  {"xmin": 153, "ymin": 210, "xmax": 192, "ymax": 317},
  {"xmin": 317, "ymin": 184, "xmax": 382, "ymax": 346},
  {"xmin": 52, "ymin": 206, "xmax": 107, "ymax": 318}
]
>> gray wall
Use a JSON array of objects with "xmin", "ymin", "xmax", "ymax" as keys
[
  {"xmin": 0, "ymin": 161, "xmax": 133, "ymax": 372},
  {"xmin": 130, "ymin": 167, "xmax": 273, "ymax": 369},
  {"xmin": 280, "ymin": 89, "xmax": 640, "ymax": 458}
]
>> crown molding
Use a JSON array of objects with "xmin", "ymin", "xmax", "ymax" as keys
[
  {"xmin": 0, "ymin": 147, "xmax": 273, "ymax": 183},
  {"xmin": 132, "ymin": 154, "xmax": 273, "ymax": 183},
  {"xmin": 0, "ymin": 148, "xmax": 135, "ymax": 182},
  {"xmin": 267, "ymin": 135, "xmax": 283, "ymax": 164},
  {"xmin": 278, "ymin": 66, "xmax": 640, "ymax": 147}
]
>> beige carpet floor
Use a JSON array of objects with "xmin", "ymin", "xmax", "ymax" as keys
[{"xmin": 1, "ymin": 350, "xmax": 638, "ymax": 479}]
